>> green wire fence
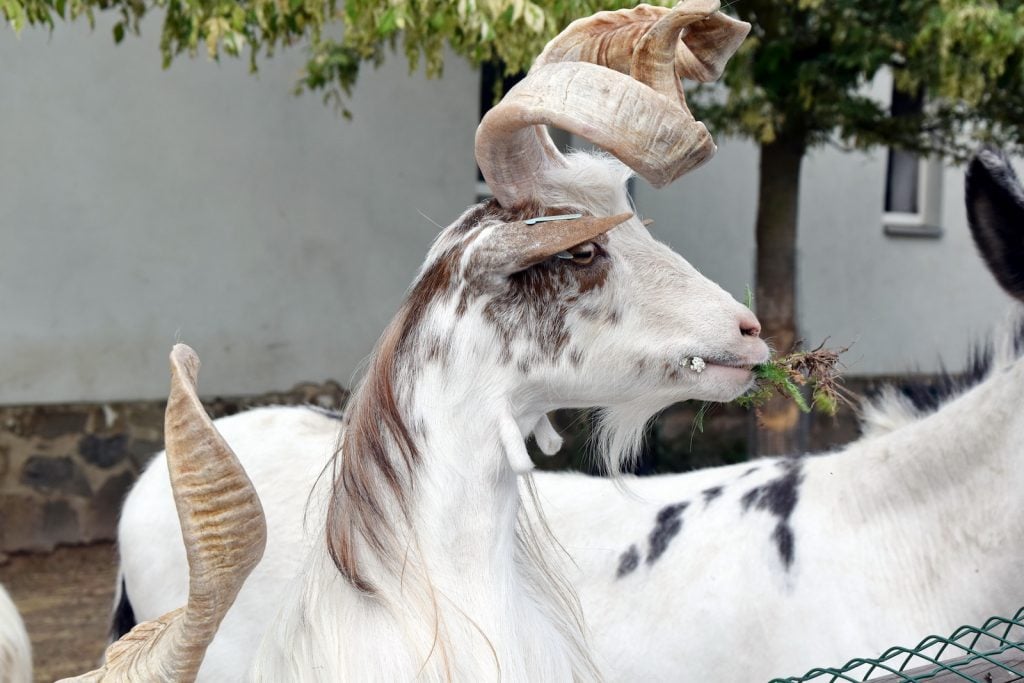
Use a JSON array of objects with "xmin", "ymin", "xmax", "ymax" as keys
[{"xmin": 771, "ymin": 606, "xmax": 1024, "ymax": 682}]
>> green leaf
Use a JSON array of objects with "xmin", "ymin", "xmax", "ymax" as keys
[{"xmin": 378, "ymin": 7, "xmax": 398, "ymax": 35}]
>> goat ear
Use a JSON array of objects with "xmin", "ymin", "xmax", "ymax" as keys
[
  {"xmin": 966, "ymin": 148, "xmax": 1024, "ymax": 301},
  {"xmin": 465, "ymin": 212, "xmax": 632, "ymax": 284}
]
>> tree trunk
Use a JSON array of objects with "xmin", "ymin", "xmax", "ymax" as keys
[{"xmin": 753, "ymin": 134, "xmax": 807, "ymax": 456}]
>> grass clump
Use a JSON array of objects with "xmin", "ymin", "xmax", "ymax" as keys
[{"xmin": 737, "ymin": 341, "xmax": 848, "ymax": 416}]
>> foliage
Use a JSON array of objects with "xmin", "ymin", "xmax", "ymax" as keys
[
  {"xmin": 695, "ymin": 0, "xmax": 1024, "ymax": 160},
  {"xmin": 5, "ymin": 0, "xmax": 1023, "ymax": 140},
  {"xmin": 737, "ymin": 343, "xmax": 847, "ymax": 417},
  {"xmin": 3, "ymin": 0, "xmax": 669, "ymax": 116}
]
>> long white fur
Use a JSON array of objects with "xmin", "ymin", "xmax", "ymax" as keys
[
  {"xmin": 0, "ymin": 583, "xmax": 31, "ymax": 683},
  {"xmin": 118, "ymin": 313, "xmax": 1024, "ymax": 681},
  {"xmin": 535, "ymin": 318, "xmax": 1024, "ymax": 679},
  {"xmin": 118, "ymin": 152, "xmax": 768, "ymax": 682}
]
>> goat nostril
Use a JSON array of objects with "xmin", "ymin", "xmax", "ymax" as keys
[{"xmin": 739, "ymin": 315, "xmax": 761, "ymax": 338}]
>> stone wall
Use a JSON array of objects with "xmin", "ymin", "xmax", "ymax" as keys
[
  {"xmin": 0, "ymin": 374, "xmax": 941, "ymax": 555},
  {"xmin": 0, "ymin": 381, "xmax": 348, "ymax": 555}
]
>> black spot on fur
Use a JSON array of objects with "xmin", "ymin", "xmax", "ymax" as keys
[
  {"xmin": 740, "ymin": 466, "xmax": 759, "ymax": 478},
  {"xmin": 110, "ymin": 577, "xmax": 137, "ymax": 640},
  {"xmin": 740, "ymin": 458, "xmax": 803, "ymax": 569},
  {"xmin": 773, "ymin": 524, "xmax": 795, "ymax": 568},
  {"xmin": 646, "ymin": 502, "xmax": 688, "ymax": 565},
  {"xmin": 702, "ymin": 486, "xmax": 723, "ymax": 505},
  {"xmin": 616, "ymin": 544, "xmax": 640, "ymax": 578}
]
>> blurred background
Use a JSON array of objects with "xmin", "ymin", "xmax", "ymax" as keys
[{"xmin": 2, "ymin": 1, "xmax": 1023, "ymax": 679}]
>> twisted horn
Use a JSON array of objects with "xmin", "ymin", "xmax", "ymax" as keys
[
  {"xmin": 476, "ymin": 0, "xmax": 750, "ymax": 208},
  {"xmin": 535, "ymin": 1, "xmax": 748, "ymax": 84},
  {"xmin": 60, "ymin": 345, "xmax": 266, "ymax": 683}
]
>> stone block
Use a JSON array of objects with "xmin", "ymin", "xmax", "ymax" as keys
[
  {"xmin": 35, "ymin": 410, "xmax": 90, "ymax": 439},
  {"xmin": 41, "ymin": 500, "xmax": 80, "ymax": 547},
  {"xmin": 20, "ymin": 456, "xmax": 93, "ymax": 497},
  {"xmin": 88, "ymin": 471, "xmax": 136, "ymax": 540},
  {"xmin": 78, "ymin": 433, "xmax": 129, "ymax": 469},
  {"xmin": 0, "ymin": 493, "xmax": 43, "ymax": 551}
]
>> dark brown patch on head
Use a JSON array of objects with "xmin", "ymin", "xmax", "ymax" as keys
[
  {"xmin": 405, "ymin": 245, "xmax": 462, "ymax": 329},
  {"xmin": 474, "ymin": 219, "xmax": 612, "ymax": 366},
  {"xmin": 325, "ymin": 197, "xmax": 622, "ymax": 591},
  {"xmin": 451, "ymin": 202, "xmax": 493, "ymax": 236},
  {"xmin": 423, "ymin": 335, "xmax": 451, "ymax": 365}
]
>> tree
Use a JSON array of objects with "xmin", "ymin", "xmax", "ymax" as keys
[
  {"xmin": 7, "ymin": 0, "xmax": 1024, "ymax": 455},
  {"xmin": 688, "ymin": 0, "xmax": 1024, "ymax": 454}
]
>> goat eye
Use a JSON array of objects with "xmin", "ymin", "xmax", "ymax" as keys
[{"xmin": 561, "ymin": 242, "xmax": 597, "ymax": 266}]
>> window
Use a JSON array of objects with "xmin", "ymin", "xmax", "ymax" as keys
[{"xmin": 883, "ymin": 85, "xmax": 943, "ymax": 238}]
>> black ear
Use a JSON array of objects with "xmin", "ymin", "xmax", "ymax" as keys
[{"xmin": 966, "ymin": 147, "xmax": 1024, "ymax": 301}]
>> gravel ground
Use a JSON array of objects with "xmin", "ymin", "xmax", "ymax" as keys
[{"xmin": 0, "ymin": 543, "xmax": 117, "ymax": 683}]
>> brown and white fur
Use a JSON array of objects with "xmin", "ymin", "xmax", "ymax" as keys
[
  {"xmin": 114, "ymin": 149, "xmax": 1024, "ymax": 682},
  {"xmin": 117, "ymin": 151, "xmax": 767, "ymax": 681},
  {"xmin": 102, "ymin": 3, "xmax": 764, "ymax": 680}
]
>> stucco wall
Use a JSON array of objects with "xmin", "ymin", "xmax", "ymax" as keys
[
  {"xmin": 4, "ymin": 17, "xmax": 1015, "ymax": 402},
  {"xmin": 1, "ymin": 13, "xmax": 479, "ymax": 405}
]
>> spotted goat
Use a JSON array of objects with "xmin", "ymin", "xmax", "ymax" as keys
[
  {"xmin": 533, "ymin": 147, "xmax": 1024, "ymax": 681},
  {"xmin": 79, "ymin": 2, "xmax": 767, "ymax": 681}
]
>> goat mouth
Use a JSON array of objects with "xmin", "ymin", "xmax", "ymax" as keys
[
  {"xmin": 682, "ymin": 353, "xmax": 757, "ymax": 373},
  {"xmin": 707, "ymin": 360, "xmax": 755, "ymax": 370}
]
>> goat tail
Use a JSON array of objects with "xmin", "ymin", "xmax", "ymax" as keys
[{"xmin": 109, "ymin": 574, "xmax": 138, "ymax": 643}]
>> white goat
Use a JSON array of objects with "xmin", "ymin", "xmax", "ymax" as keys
[
  {"xmin": 530, "ymin": 148, "xmax": 1024, "ymax": 680},
  {"xmin": 0, "ymin": 584, "xmax": 31, "ymax": 683},
  {"xmin": 92, "ymin": 3, "xmax": 764, "ymax": 681},
  {"xmin": 112, "ymin": 149, "xmax": 1024, "ymax": 681}
]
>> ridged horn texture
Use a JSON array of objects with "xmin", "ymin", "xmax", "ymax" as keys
[
  {"xmin": 475, "ymin": 0, "xmax": 751, "ymax": 208},
  {"xmin": 58, "ymin": 345, "xmax": 266, "ymax": 683}
]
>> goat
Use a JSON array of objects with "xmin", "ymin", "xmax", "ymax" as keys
[
  {"xmin": 531, "ymin": 148, "xmax": 1024, "ymax": 680},
  {"xmin": 86, "ymin": 2, "xmax": 763, "ymax": 681},
  {"xmin": 0, "ymin": 584, "xmax": 31, "ymax": 683},
  {"xmin": 110, "ymin": 148, "xmax": 1024, "ymax": 681}
]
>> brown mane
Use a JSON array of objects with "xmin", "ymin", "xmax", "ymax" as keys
[
  {"xmin": 324, "ymin": 199, "xmax": 598, "ymax": 593},
  {"xmin": 324, "ymin": 239, "xmax": 462, "ymax": 592}
]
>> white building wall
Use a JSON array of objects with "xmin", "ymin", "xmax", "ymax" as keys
[
  {"xmin": 3, "ymin": 17, "xmax": 1016, "ymax": 405},
  {"xmin": 0, "ymin": 14, "xmax": 479, "ymax": 404}
]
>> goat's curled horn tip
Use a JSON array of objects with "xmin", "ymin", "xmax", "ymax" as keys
[{"xmin": 170, "ymin": 343, "xmax": 201, "ymax": 380}]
